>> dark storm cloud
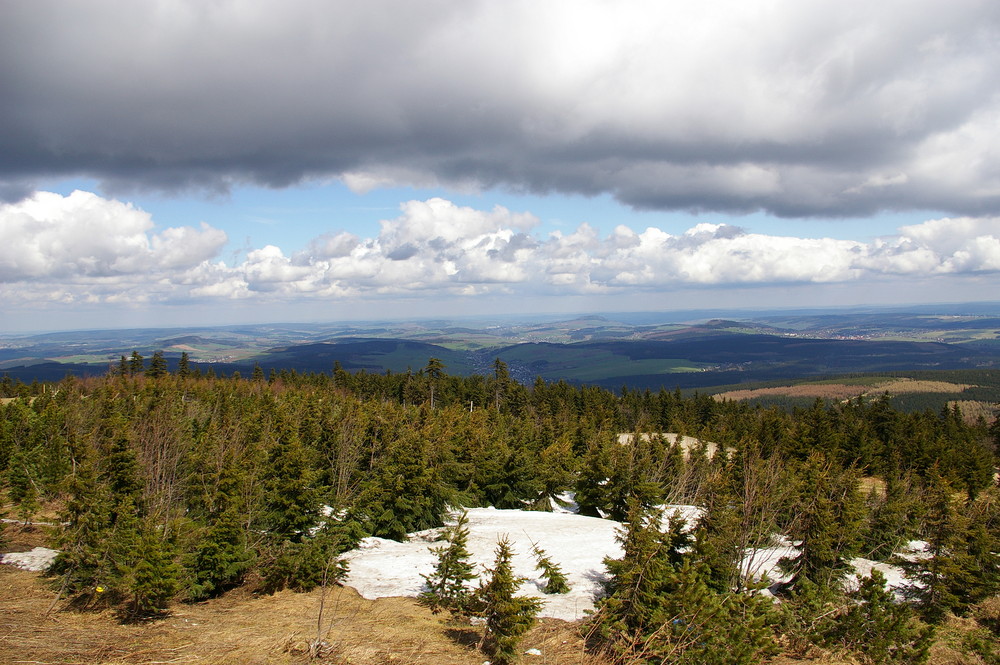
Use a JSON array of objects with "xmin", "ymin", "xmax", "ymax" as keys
[{"xmin": 2, "ymin": 0, "xmax": 1000, "ymax": 217}]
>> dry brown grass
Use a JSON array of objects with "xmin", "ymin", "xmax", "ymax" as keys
[
  {"xmin": 949, "ymin": 400, "xmax": 1000, "ymax": 424},
  {"xmin": 4, "ymin": 542, "xmax": 993, "ymax": 664},
  {"xmin": 715, "ymin": 378, "xmax": 973, "ymax": 403},
  {"xmin": 880, "ymin": 379, "xmax": 971, "ymax": 394},
  {"xmin": 0, "ymin": 562, "xmax": 607, "ymax": 665}
]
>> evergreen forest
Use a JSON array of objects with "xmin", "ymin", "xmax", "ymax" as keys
[{"xmin": 3, "ymin": 358, "xmax": 1000, "ymax": 664}]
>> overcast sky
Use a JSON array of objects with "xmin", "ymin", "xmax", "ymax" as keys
[{"xmin": 2, "ymin": 0, "xmax": 999, "ymax": 332}]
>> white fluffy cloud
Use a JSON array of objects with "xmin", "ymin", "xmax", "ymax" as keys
[
  {"xmin": 0, "ymin": 190, "xmax": 228, "ymax": 303},
  {"xmin": 0, "ymin": 190, "xmax": 226, "ymax": 280},
  {"xmin": 4, "ymin": 192, "xmax": 997, "ymax": 310}
]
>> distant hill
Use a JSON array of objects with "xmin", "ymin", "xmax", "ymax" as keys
[{"xmin": 2, "ymin": 306, "xmax": 999, "ymax": 393}]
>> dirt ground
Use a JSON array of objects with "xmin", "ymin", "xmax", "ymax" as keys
[
  {"xmin": 0, "ymin": 523, "xmax": 598, "ymax": 665},
  {"xmin": 0, "ymin": 523, "xmax": 985, "ymax": 665}
]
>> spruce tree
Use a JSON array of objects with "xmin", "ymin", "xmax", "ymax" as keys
[
  {"xmin": 7, "ymin": 446, "xmax": 40, "ymax": 524},
  {"xmin": 146, "ymin": 351, "xmax": 168, "ymax": 379},
  {"xmin": 261, "ymin": 522, "xmax": 357, "ymax": 594},
  {"xmin": 177, "ymin": 352, "xmax": 190, "ymax": 379},
  {"xmin": 51, "ymin": 453, "xmax": 115, "ymax": 596},
  {"xmin": 419, "ymin": 510, "xmax": 478, "ymax": 616},
  {"xmin": 822, "ymin": 570, "xmax": 933, "ymax": 665},
  {"xmin": 475, "ymin": 536, "xmax": 541, "ymax": 665},
  {"xmin": 186, "ymin": 507, "xmax": 253, "ymax": 601},
  {"xmin": 122, "ymin": 525, "xmax": 180, "ymax": 618},
  {"xmin": 128, "ymin": 350, "xmax": 144, "ymax": 376},
  {"xmin": 863, "ymin": 472, "xmax": 916, "ymax": 561},
  {"xmin": 353, "ymin": 433, "xmax": 451, "ymax": 540},
  {"xmin": 780, "ymin": 454, "xmax": 864, "ymax": 592},
  {"xmin": 592, "ymin": 502, "xmax": 777, "ymax": 664},
  {"xmin": 530, "ymin": 542, "xmax": 570, "ymax": 594},
  {"xmin": 575, "ymin": 438, "xmax": 612, "ymax": 517},
  {"xmin": 904, "ymin": 473, "xmax": 1000, "ymax": 621}
]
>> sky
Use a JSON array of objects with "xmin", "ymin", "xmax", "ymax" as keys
[{"xmin": 1, "ymin": 0, "xmax": 1000, "ymax": 332}]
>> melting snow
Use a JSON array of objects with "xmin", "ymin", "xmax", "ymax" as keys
[
  {"xmin": 1, "ymin": 546, "xmax": 59, "ymax": 572},
  {"xmin": 342, "ymin": 506, "xmax": 912, "ymax": 621},
  {"xmin": 344, "ymin": 507, "xmax": 622, "ymax": 621}
]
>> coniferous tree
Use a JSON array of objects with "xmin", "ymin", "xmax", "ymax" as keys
[
  {"xmin": 592, "ymin": 502, "xmax": 777, "ymax": 665},
  {"xmin": 530, "ymin": 542, "xmax": 570, "ymax": 594},
  {"xmin": 176, "ymin": 352, "xmax": 190, "ymax": 378},
  {"xmin": 146, "ymin": 351, "xmax": 168, "ymax": 379},
  {"xmin": 122, "ymin": 524, "xmax": 180, "ymax": 617},
  {"xmin": 575, "ymin": 437, "xmax": 612, "ymax": 517},
  {"xmin": 251, "ymin": 362, "xmax": 265, "ymax": 382},
  {"xmin": 104, "ymin": 418, "xmax": 144, "ymax": 525},
  {"xmin": 779, "ymin": 454, "xmax": 865, "ymax": 592},
  {"xmin": 185, "ymin": 508, "xmax": 253, "ymax": 601},
  {"xmin": 263, "ymin": 422, "xmax": 321, "ymax": 541},
  {"xmin": 353, "ymin": 432, "xmax": 451, "ymax": 540},
  {"xmin": 904, "ymin": 473, "xmax": 1000, "ymax": 621},
  {"xmin": 821, "ymin": 570, "xmax": 933, "ymax": 665},
  {"xmin": 475, "ymin": 536, "xmax": 541, "ymax": 665},
  {"xmin": 261, "ymin": 521, "xmax": 358, "ymax": 594},
  {"xmin": 419, "ymin": 510, "xmax": 478, "ymax": 616},
  {"xmin": 7, "ymin": 446, "xmax": 40, "ymax": 523},
  {"xmin": 128, "ymin": 350, "xmax": 144, "ymax": 376},
  {"xmin": 51, "ymin": 453, "xmax": 115, "ymax": 596},
  {"xmin": 529, "ymin": 437, "xmax": 575, "ymax": 511},
  {"xmin": 862, "ymin": 471, "xmax": 917, "ymax": 561}
]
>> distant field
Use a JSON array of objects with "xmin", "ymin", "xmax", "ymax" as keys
[{"xmin": 714, "ymin": 378, "xmax": 972, "ymax": 402}]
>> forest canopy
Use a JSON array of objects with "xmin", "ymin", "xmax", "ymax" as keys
[{"xmin": 2, "ymin": 358, "xmax": 999, "ymax": 663}]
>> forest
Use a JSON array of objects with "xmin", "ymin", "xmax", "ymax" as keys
[{"xmin": 3, "ymin": 356, "xmax": 1000, "ymax": 664}]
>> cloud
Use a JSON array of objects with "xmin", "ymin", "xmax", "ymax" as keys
[
  {"xmin": 0, "ymin": 191, "xmax": 226, "ymax": 283},
  {"xmin": 1, "ymin": 1, "xmax": 999, "ymax": 217},
  {"xmin": 3, "ymin": 192, "xmax": 997, "ymax": 311}
]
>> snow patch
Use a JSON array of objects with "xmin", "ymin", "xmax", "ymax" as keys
[
  {"xmin": 343, "ymin": 507, "xmax": 624, "ymax": 621},
  {"xmin": 1, "ymin": 546, "xmax": 58, "ymax": 572},
  {"xmin": 342, "ymin": 506, "xmax": 915, "ymax": 620}
]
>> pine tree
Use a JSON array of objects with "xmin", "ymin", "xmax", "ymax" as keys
[
  {"xmin": 475, "ymin": 536, "xmax": 541, "ymax": 665},
  {"xmin": 146, "ymin": 351, "xmax": 168, "ymax": 379},
  {"xmin": 419, "ymin": 510, "xmax": 478, "ymax": 616},
  {"xmin": 530, "ymin": 542, "xmax": 570, "ymax": 594},
  {"xmin": 779, "ymin": 454, "xmax": 864, "ymax": 592},
  {"xmin": 177, "ymin": 352, "xmax": 190, "ymax": 379},
  {"xmin": 7, "ymin": 446, "xmax": 40, "ymax": 524},
  {"xmin": 591, "ymin": 502, "xmax": 777, "ymax": 664},
  {"xmin": 122, "ymin": 525, "xmax": 180, "ymax": 618},
  {"xmin": 822, "ymin": 570, "xmax": 933, "ymax": 664},
  {"xmin": 186, "ymin": 508, "xmax": 253, "ymax": 601},
  {"xmin": 128, "ymin": 350, "xmax": 145, "ymax": 376}
]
